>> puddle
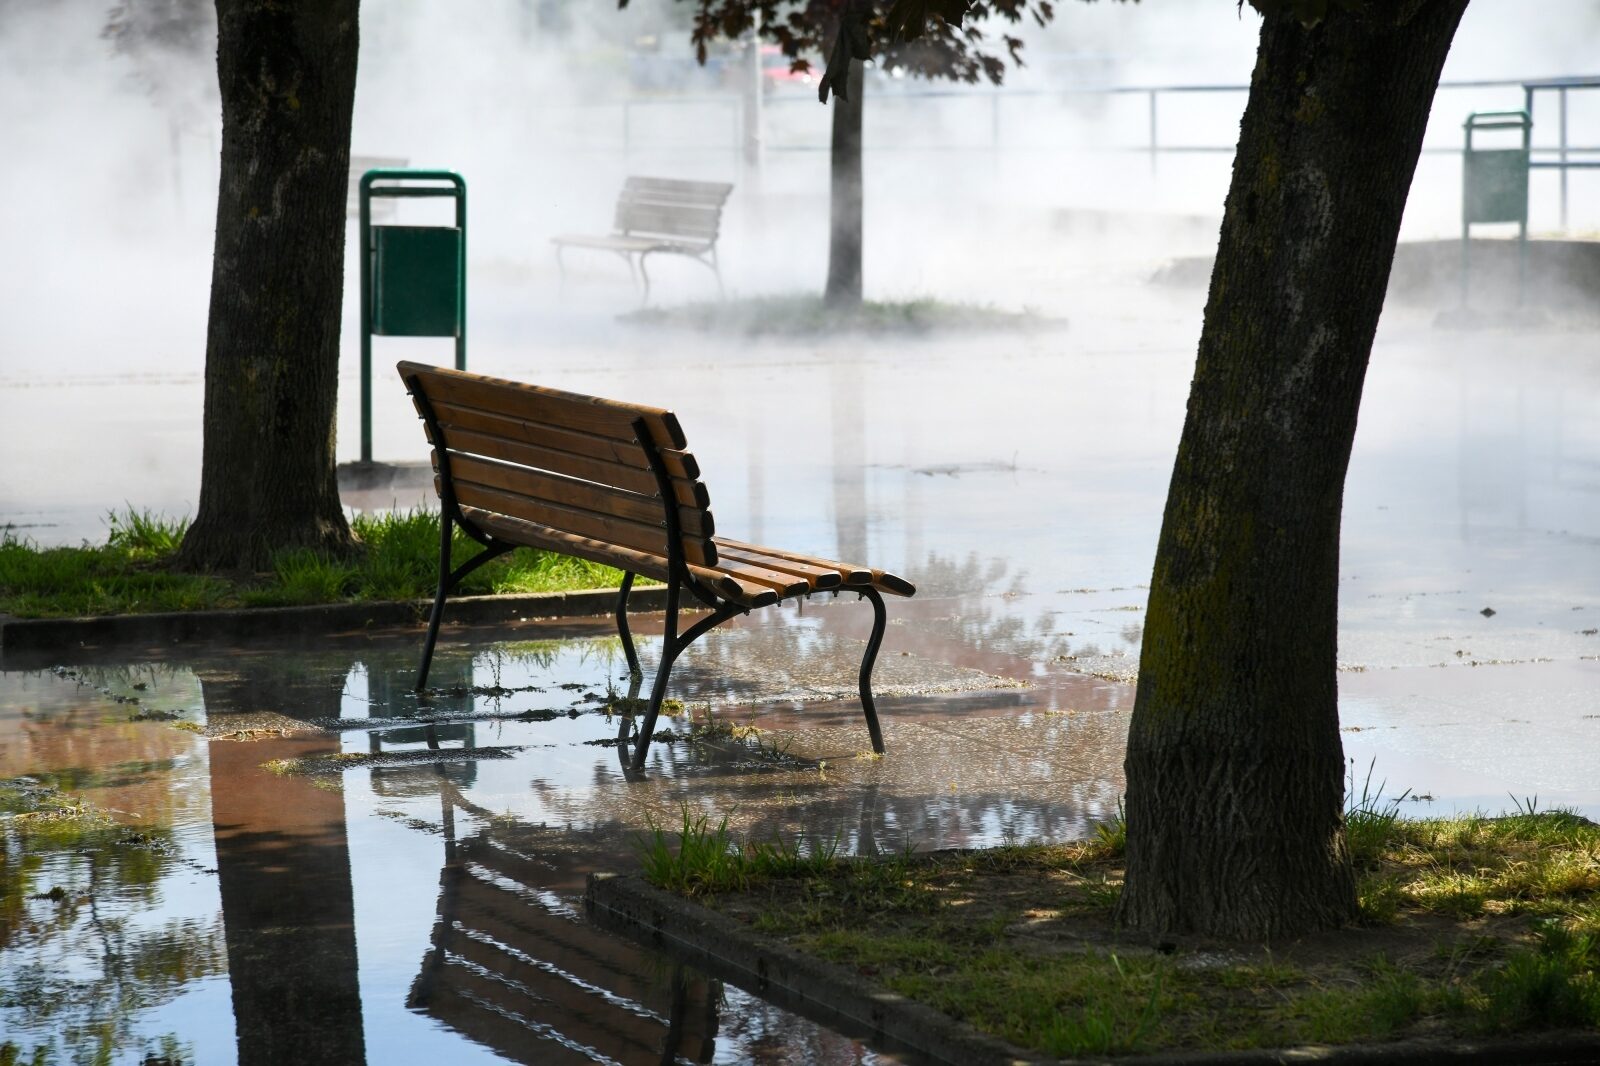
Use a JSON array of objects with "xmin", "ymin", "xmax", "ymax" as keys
[{"xmin": 1, "ymin": 607, "xmax": 1118, "ymax": 1065}]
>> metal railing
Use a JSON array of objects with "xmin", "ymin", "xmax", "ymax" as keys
[
  {"xmin": 604, "ymin": 74, "xmax": 1600, "ymax": 231},
  {"xmin": 1521, "ymin": 76, "xmax": 1600, "ymax": 229}
]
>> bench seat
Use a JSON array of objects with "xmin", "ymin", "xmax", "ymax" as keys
[
  {"xmin": 550, "ymin": 233, "xmax": 712, "ymax": 258},
  {"xmin": 463, "ymin": 505, "xmax": 913, "ymax": 608},
  {"xmin": 400, "ymin": 360, "xmax": 915, "ymax": 777}
]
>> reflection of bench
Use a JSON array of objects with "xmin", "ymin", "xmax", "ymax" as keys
[
  {"xmin": 399, "ymin": 360, "xmax": 916, "ymax": 775},
  {"xmin": 550, "ymin": 177, "xmax": 733, "ymax": 301},
  {"xmin": 410, "ymin": 830, "xmax": 720, "ymax": 1064}
]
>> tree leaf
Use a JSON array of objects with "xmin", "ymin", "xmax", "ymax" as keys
[{"xmin": 884, "ymin": 0, "xmax": 973, "ymax": 43}]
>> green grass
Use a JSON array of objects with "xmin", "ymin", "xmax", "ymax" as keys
[
  {"xmin": 0, "ymin": 508, "xmax": 632, "ymax": 618},
  {"xmin": 644, "ymin": 806, "xmax": 1600, "ymax": 1058},
  {"xmin": 621, "ymin": 293, "xmax": 1064, "ymax": 337},
  {"xmin": 635, "ymin": 804, "xmax": 842, "ymax": 898}
]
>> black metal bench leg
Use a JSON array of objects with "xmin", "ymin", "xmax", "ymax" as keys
[
  {"xmin": 615, "ymin": 572, "xmax": 641, "ymax": 677},
  {"xmin": 417, "ymin": 511, "xmax": 455, "ymax": 691},
  {"xmin": 629, "ymin": 582, "xmax": 679, "ymax": 772},
  {"xmin": 630, "ymin": 594, "xmax": 742, "ymax": 775},
  {"xmin": 857, "ymin": 587, "xmax": 888, "ymax": 753},
  {"xmin": 638, "ymin": 251, "xmax": 653, "ymax": 305}
]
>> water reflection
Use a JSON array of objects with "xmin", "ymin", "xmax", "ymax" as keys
[
  {"xmin": 10, "ymin": 616, "xmax": 1102, "ymax": 1064},
  {"xmin": 202, "ymin": 662, "xmax": 367, "ymax": 1064},
  {"xmin": 409, "ymin": 788, "xmax": 722, "ymax": 1064}
]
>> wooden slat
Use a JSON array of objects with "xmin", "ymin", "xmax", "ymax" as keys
[
  {"xmin": 427, "ymin": 397, "xmax": 701, "ymax": 480},
  {"xmin": 453, "ymin": 482, "xmax": 717, "ymax": 566},
  {"xmin": 707, "ymin": 556, "xmax": 809, "ymax": 598},
  {"xmin": 870, "ymin": 569, "xmax": 918, "ymax": 597},
  {"xmin": 622, "ymin": 177, "xmax": 733, "ymax": 205},
  {"xmin": 461, "ymin": 508, "xmax": 780, "ymax": 608},
  {"xmin": 713, "ymin": 545, "xmax": 847, "ymax": 589},
  {"xmin": 461, "ymin": 508, "xmax": 672, "ymax": 583},
  {"xmin": 714, "ymin": 538, "xmax": 868, "ymax": 582},
  {"xmin": 428, "ymin": 421, "xmax": 706, "ymax": 507},
  {"xmin": 549, "ymin": 233, "xmax": 659, "ymax": 253},
  {"xmin": 443, "ymin": 454, "xmax": 713, "ymax": 538},
  {"xmin": 400, "ymin": 360, "xmax": 686, "ymax": 450},
  {"xmin": 616, "ymin": 204, "xmax": 720, "ymax": 242},
  {"xmin": 684, "ymin": 563, "xmax": 780, "ymax": 608},
  {"xmin": 714, "ymin": 537, "xmax": 916, "ymax": 597}
]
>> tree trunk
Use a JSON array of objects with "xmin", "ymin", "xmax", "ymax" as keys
[
  {"xmin": 1118, "ymin": 1, "xmax": 1469, "ymax": 941},
  {"xmin": 824, "ymin": 60, "xmax": 864, "ymax": 309},
  {"xmin": 178, "ymin": 0, "xmax": 360, "ymax": 572}
]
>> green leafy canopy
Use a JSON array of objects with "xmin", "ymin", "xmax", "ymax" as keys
[{"xmin": 620, "ymin": 0, "xmax": 1133, "ymax": 104}]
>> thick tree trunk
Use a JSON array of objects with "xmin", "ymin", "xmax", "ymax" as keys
[
  {"xmin": 824, "ymin": 60, "xmax": 864, "ymax": 309},
  {"xmin": 178, "ymin": 0, "xmax": 360, "ymax": 572},
  {"xmin": 1118, "ymin": 2, "xmax": 1469, "ymax": 941}
]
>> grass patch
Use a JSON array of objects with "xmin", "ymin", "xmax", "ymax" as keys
[
  {"xmin": 620, "ymin": 293, "xmax": 1064, "ymax": 338},
  {"xmin": 635, "ymin": 804, "xmax": 843, "ymax": 898},
  {"xmin": 648, "ymin": 806, "xmax": 1600, "ymax": 1058},
  {"xmin": 0, "ymin": 508, "xmax": 633, "ymax": 618}
]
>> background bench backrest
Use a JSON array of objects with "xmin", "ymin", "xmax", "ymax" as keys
[
  {"xmin": 613, "ymin": 177, "xmax": 733, "ymax": 247},
  {"xmin": 398, "ymin": 361, "xmax": 719, "ymax": 569}
]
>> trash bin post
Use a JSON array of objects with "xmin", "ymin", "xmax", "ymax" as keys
[
  {"xmin": 1460, "ymin": 111, "xmax": 1530, "ymax": 307},
  {"xmin": 357, "ymin": 169, "xmax": 467, "ymax": 464}
]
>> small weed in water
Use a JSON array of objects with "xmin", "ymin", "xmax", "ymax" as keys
[
  {"xmin": 1345, "ymin": 757, "xmax": 1409, "ymax": 869},
  {"xmin": 636, "ymin": 804, "xmax": 842, "ymax": 897}
]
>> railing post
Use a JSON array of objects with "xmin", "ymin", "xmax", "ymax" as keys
[
  {"xmin": 1147, "ymin": 89, "xmax": 1159, "ymax": 176},
  {"xmin": 991, "ymin": 93, "xmax": 1001, "ymax": 180},
  {"xmin": 1559, "ymin": 86, "xmax": 1570, "ymax": 231},
  {"xmin": 622, "ymin": 101, "xmax": 631, "ymax": 170}
]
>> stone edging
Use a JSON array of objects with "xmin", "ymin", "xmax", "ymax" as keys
[
  {"xmin": 585, "ymin": 872, "xmax": 1600, "ymax": 1066},
  {"xmin": 0, "ymin": 585, "xmax": 670, "ymax": 652},
  {"xmin": 586, "ymin": 871, "xmax": 1039, "ymax": 1066}
]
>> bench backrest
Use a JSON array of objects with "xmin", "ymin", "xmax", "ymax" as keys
[
  {"xmin": 613, "ymin": 177, "xmax": 733, "ymax": 247},
  {"xmin": 398, "ymin": 361, "xmax": 719, "ymax": 574}
]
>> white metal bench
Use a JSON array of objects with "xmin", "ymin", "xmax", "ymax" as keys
[{"xmin": 551, "ymin": 177, "xmax": 733, "ymax": 302}]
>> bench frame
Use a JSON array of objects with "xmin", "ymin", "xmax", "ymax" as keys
[{"xmin": 404, "ymin": 368, "xmax": 894, "ymax": 776}]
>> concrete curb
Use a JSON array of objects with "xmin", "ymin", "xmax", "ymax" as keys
[
  {"xmin": 586, "ymin": 871, "xmax": 1040, "ymax": 1066},
  {"xmin": 0, "ymin": 585, "xmax": 671, "ymax": 653},
  {"xmin": 585, "ymin": 873, "xmax": 1600, "ymax": 1066}
]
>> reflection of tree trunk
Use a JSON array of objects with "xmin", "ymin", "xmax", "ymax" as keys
[
  {"xmin": 831, "ymin": 359, "xmax": 867, "ymax": 564},
  {"xmin": 203, "ymin": 669, "xmax": 366, "ymax": 1064},
  {"xmin": 1118, "ymin": 3, "xmax": 1469, "ymax": 941},
  {"xmin": 824, "ymin": 61, "xmax": 864, "ymax": 309}
]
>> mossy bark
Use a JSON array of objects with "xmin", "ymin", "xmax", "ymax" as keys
[
  {"xmin": 178, "ymin": 0, "xmax": 360, "ymax": 573},
  {"xmin": 825, "ymin": 60, "xmax": 864, "ymax": 309},
  {"xmin": 1118, "ymin": 1, "xmax": 1469, "ymax": 940}
]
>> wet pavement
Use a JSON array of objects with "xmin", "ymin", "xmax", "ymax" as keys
[{"xmin": 3, "ymin": 279, "xmax": 1599, "ymax": 1062}]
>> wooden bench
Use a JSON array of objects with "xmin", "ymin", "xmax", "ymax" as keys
[
  {"xmin": 398, "ymin": 360, "xmax": 916, "ymax": 776},
  {"xmin": 550, "ymin": 177, "xmax": 733, "ymax": 302}
]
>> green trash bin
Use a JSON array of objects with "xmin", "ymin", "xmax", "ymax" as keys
[
  {"xmin": 358, "ymin": 169, "xmax": 467, "ymax": 463},
  {"xmin": 1460, "ymin": 111, "xmax": 1530, "ymax": 306}
]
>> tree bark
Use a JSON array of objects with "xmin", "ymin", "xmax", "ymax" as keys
[
  {"xmin": 824, "ymin": 60, "xmax": 864, "ymax": 309},
  {"xmin": 1118, "ymin": 1, "xmax": 1469, "ymax": 941},
  {"xmin": 178, "ymin": 0, "xmax": 360, "ymax": 572}
]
